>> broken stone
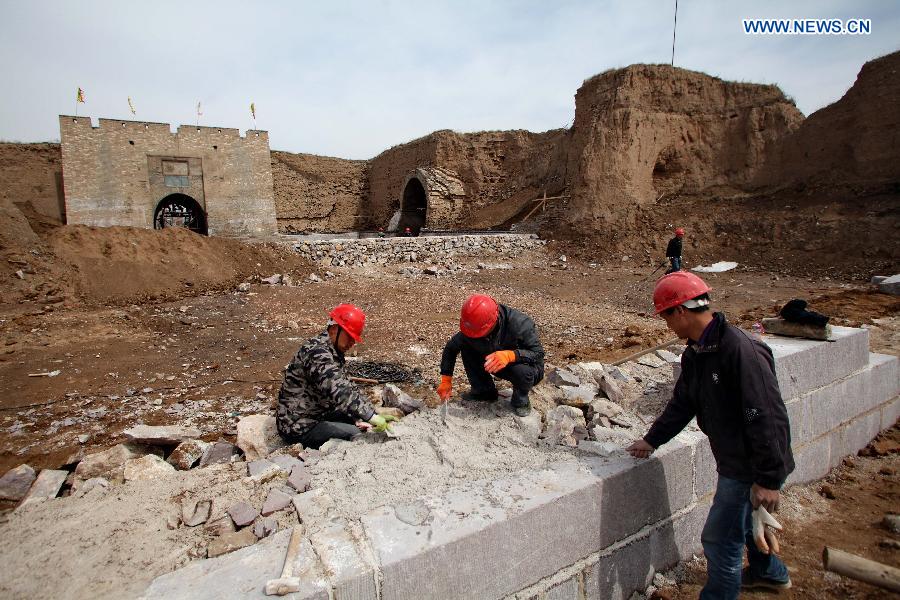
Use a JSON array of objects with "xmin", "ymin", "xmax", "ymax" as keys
[
  {"xmin": 308, "ymin": 273, "xmax": 322, "ymax": 283},
  {"xmin": 546, "ymin": 368, "xmax": 581, "ymax": 387},
  {"xmin": 292, "ymin": 488, "xmax": 334, "ymax": 525},
  {"xmin": 123, "ymin": 454, "xmax": 176, "ymax": 482},
  {"xmin": 77, "ymin": 434, "xmax": 90, "ymax": 444},
  {"xmin": 124, "ymin": 424, "xmax": 202, "ymax": 446},
  {"xmin": 269, "ymin": 454, "xmax": 303, "ymax": 473},
  {"xmin": 253, "ymin": 517, "xmax": 278, "ymax": 539},
  {"xmin": 0, "ymin": 464, "xmax": 36, "ymax": 501},
  {"xmin": 287, "ymin": 464, "xmax": 312, "ymax": 493},
  {"xmin": 198, "ymin": 441, "xmax": 241, "ymax": 467},
  {"xmin": 607, "ymin": 365, "xmax": 633, "ymax": 383},
  {"xmin": 182, "ymin": 499, "xmax": 213, "ymax": 527},
  {"xmin": 656, "ymin": 349, "xmax": 680, "ymax": 363},
  {"xmin": 261, "ymin": 488, "xmax": 294, "ymax": 516},
  {"xmin": 74, "ymin": 443, "xmax": 162, "ymax": 481},
  {"xmin": 261, "ymin": 274, "xmax": 282, "ymax": 285},
  {"xmin": 382, "ymin": 384, "xmax": 425, "ymax": 414},
  {"xmin": 236, "ymin": 415, "xmax": 287, "ymax": 461},
  {"xmin": 597, "ymin": 373, "xmax": 625, "ymax": 404},
  {"xmin": 376, "ymin": 407, "xmax": 405, "ymax": 419},
  {"xmin": 227, "ymin": 501, "xmax": 259, "ymax": 528},
  {"xmin": 559, "ymin": 384, "xmax": 597, "ymax": 408},
  {"xmin": 882, "ymin": 514, "xmax": 900, "ymax": 534},
  {"xmin": 637, "ymin": 353, "xmax": 666, "ymax": 368},
  {"xmin": 167, "ymin": 439, "xmax": 210, "ymax": 470},
  {"xmin": 591, "ymin": 425, "xmax": 635, "ymax": 444},
  {"xmin": 247, "ymin": 459, "xmax": 277, "ymax": 477},
  {"xmin": 207, "ymin": 528, "xmax": 257, "ymax": 558},
  {"xmin": 281, "ymin": 275, "xmax": 294, "ymax": 287},
  {"xmin": 73, "ymin": 477, "xmax": 110, "ymax": 498},
  {"xmin": 879, "ymin": 538, "xmax": 900, "ymax": 550},
  {"xmin": 876, "ymin": 274, "xmax": 900, "ymax": 295},
  {"xmin": 761, "ymin": 317, "xmax": 832, "ymax": 341},
  {"xmin": 513, "ymin": 410, "xmax": 542, "ymax": 441},
  {"xmin": 578, "ymin": 440, "xmax": 622, "ymax": 457},
  {"xmin": 204, "ymin": 515, "xmax": 236, "ymax": 537},
  {"xmin": 542, "ymin": 405, "xmax": 585, "ymax": 447},
  {"xmin": 18, "ymin": 469, "xmax": 68, "ymax": 507}
]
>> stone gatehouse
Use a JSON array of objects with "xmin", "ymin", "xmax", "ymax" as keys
[{"xmin": 59, "ymin": 116, "xmax": 277, "ymax": 237}]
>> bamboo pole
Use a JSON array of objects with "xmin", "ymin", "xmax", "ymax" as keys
[
  {"xmin": 822, "ymin": 546, "xmax": 900, "ymax": 592},
  {"xmin": 612, "ymin": 338, "xmax": 681, "ymax": 366}
]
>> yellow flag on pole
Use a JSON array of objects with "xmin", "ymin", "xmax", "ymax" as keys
[
  {"xmin": 76, "ymin": 87, "xmax": 85, "ymax": 103},
  {"xmin": 250, "ymin": 102, "xmax": 256, "ymax": 120}
]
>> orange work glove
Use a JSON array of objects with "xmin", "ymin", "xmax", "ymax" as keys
[
  {"xmin": 437, "ymin": 375, "xmax": 453, "ymax": 401},
  {"xmin": 484, "ymin": 350, "xmax": 516, "ymax": 374}
]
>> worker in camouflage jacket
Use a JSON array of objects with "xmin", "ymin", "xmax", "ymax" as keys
[{"xmin": 276, "ymin": 303, "xmax": 396, "ymax": 449}]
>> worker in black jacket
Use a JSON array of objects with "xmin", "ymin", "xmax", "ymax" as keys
[
  {"xmin": 665, "ymin": 227, "xmax": 684, "ymax": 273},
  {"xmin": 627, "ymin": 272, "xmax": 794, "ymax": 598},
  {"xmin": 437, "ymin": 294, "xmax": 544, "ymax": 417}
]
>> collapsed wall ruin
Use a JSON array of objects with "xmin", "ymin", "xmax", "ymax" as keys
[{"xmin": 59, "ymin": 117, "xmax": 277, "ymax": 237}]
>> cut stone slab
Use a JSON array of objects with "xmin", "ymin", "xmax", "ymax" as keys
[
  {"xmin": 253, "ymin": 516, "xmax": 277, "ymax": 539},
  {"xmin": 261, "ymin": 488, "xmax": 294, "ymax": 516},
  {"xmin": 167, "ymin": 439, "xmax": 210, "ymax": 470},
  {"xmin": 292, "ymin": 489, "xmax": 335, "ymax": 527},
  {"xmin": 761, "ymin": 317, "xmax": 832, "ymax": 341},
  {"xmin": 207, "ymin": 528, "xmax": 258, "ymax": 558},
  {"xmin": 198, "ymin": 441, "xmax": 241, "ymax": 468},
  {"xmin": 597, "ymin": 373, "xmax": 625, "ymax": 404},
  {"xmin": 590, "ymin": 398, "xmax": 623, "ymax": 419},
  {"xmin": 18, "ymin": 469, "xmax": 67, "ymax": 507},
  {"xmin": 546, "ymin": 368, "xmax": 581, "ymax": 387},
  {"xmin": 637, "ymin": 353, "xmax": 666, "ymax": 368},
  {"xmin": 228, "ymin": 501, "xmax": 259, "ymax": 528},
  {"xmin": 559, "ymin": 384, "xmax": 597, "ymax": 408},
  {"xmin": 288, "ymin": 465, "xmax": 312, "ymax": 493},
  {"xmin": 74, "ymin": 443, "xmax": 163, "ymax": 481},
  {"xmin": 309, "ymin": 518, "xmax": 377, "ymax": 600},
  {"xmin": 382, "ymin": 383, "xmax": 426, "ymax": 414},
  {"xmin": 578, "ymin": 440, "xmax": 622, "ymax": 457},
  {"xmin": 656, "ymin": 349, "xmax": 680, "ymax": 363},
  {"xmin": 123, "ymin": 454, "xmax": 176, "ymax": 482},
  {"xmin": 0, "ymin": 464, "xmax": 36, "ymax": 501},
  {"xmin": 236, "ymin": 415, "xmax": 287, "ymax": 461},
  {"xmin": 247, "ymin": 459, "xmax": 277, "ymax": 478},
  {"xmin": 123, "ymin": 424, "xmax": 202, "ymax": 445},
  {"xmin": 183, "ymin": 499, "xmax": 213, "ymax": 527},
  {"xmin": 877, "ymin": 274, "xmax": 900, "ymax": 295}
]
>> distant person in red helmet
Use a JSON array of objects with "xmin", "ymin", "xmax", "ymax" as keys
[
  {"xmin": 627, "ymin": 272, "xmax": 794, "ymax": 597},
  {"xmin": 276, "ymin": 303, "xmax": 397, "ymax": 448},
  {"xmin": 403, "ymin": 226, "xmax": 413, "ymax": 237},
  {"xmin": 665, "ymin": 227, "xmax": 685, "ymax": 274},
  {"xmin": 436, "ymin": 294, "xmax": 545, "ymax": 417}
]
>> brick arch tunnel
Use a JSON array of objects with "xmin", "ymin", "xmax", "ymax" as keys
[
  {"xmin": 153, "ymin": 193, "xmax": 208, "ymax": 235},
  {"xmin": 397, "ymin": 177, "xmax": 427, "ymax": 236}
]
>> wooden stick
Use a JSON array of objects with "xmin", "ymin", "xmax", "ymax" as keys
[
  {"xmin": 349, "ymin": 376, "xmax": 379, "ymax": 385},
  {"xmin": 612, "ymin": 338, "xmax": 681, "ymax": 366},
  {"xmin": 822, "ymin": 546, "xmax": 900, "ymax": 592}
]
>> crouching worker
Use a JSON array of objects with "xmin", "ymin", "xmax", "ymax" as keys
[
  {"xmin": 626, "ymin": 272, "xmax": 794, "ymax": 598},
  {"xmin": 437, "ymin": 294, "xmax": 544, "ymax": 417},
  {"xmin": 276, "ymin": 303, "xmax": 397, "ymax": 449}
]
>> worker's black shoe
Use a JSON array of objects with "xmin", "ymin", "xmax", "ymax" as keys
[
  {"xmin": 513, "ymin": 403, "xmax": 532, "ymax": 417},
  {"xmin": 461, "ymin": 389, "xmax": 498, "ymax": 402},
  {"xmin": 741, "ymin": 568, "xmax": 791, "ymax": 591}
]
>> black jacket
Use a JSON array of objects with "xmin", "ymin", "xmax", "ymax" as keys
[
  {"xmin": 644, "ymin": 313, "xmax": 794, "ymax": 489},
  {"xmin": 666, "ymin": 236, "xmax": 682, "ymax": 259},
  {"xmin": 440, "ymin": 305, "xmax": 544, "ymax": 375}
]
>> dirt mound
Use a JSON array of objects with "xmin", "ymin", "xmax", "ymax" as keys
[
  {"xmin": 0, "ymin": 200, "xmax": 311, "ymax": 307},
  {"xmin": 0, "ymin": 143, "xmax": 63, "ymax": 223}
]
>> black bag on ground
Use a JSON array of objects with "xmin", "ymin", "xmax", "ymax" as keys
[{"xmin": 779, "ymin": 299, "xmax": 830, "ymax": 327}]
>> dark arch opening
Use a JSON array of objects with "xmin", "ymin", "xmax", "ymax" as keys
[
  {"xmin": 397, "ymin": 178, "xmax": 427, "ymax": 236},
  {"xmin": 153, "ymin": 193, "xmax": 207, "ymax": 235}
]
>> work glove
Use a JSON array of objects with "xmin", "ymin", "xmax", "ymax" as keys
[
  {"xmin": 751, "ymin": 506, "xmax": 783, "ymax": 554},
  {"xmin": 484, "ymin": 350, "xmax": 516, "ymax": 374},
  {"xmin": 368, "ymin": 414, "xmax": 398, "ymax": 433},
  {"xmin": 437, "ymin": 375, "xmax": 453, "ymax": 401}
]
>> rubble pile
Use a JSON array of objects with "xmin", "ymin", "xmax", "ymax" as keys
[{"xmin": 292, "ymin": 234, "xmax": 544, "ymax": 269}]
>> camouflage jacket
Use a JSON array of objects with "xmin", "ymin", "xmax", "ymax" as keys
[{"xmin": 276, "ymin": 332, "xmax": 376, "ymax": 439}]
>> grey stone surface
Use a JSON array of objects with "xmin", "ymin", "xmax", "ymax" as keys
[
  {"xmin": 761, "ymin": 317, "xmax": 831, "ymax": 341},
  {"xmin": 0, "ymin": 464, "xmax": 36, "ymax": 501},
  {"xmin": 261, "ymin": 488, "xmax": 294, "ymax": 516},
  {"xmin": 253, "ymin": 516, "xmax": 277, "ymax": 539},
  {"xmin": 167, "ymin": 439, "xmax": 210, "ymax": 470},
  {"xmin": 293, "ymin": 489, "xmax": 335, "ymax": 526},
  {"xmin": 547, "ymin": 368, "xmax": 581, "ymax": 387},
  {"xmin": 288, "ymin": 465, "xmax": 312, "ymax": 493},
  {"xmin": 310, "ymin": 519, "xmax": 377, "ymax": 600},
  {"xmin": 767, "ymin": 326, "xmax": 868, "ymax": 400},
  {"xmin": 871, "ymin": 275, "xmax": 887, "ymax": 285},
  {"xmin": 597, "ymin": 374, "xmax": 625, "ymax": 404},
  {"xmin": 584, "ymin": 535, "xmax": 653, "ymax": 600},
  {"xmin": 198, "ymin": 441, "xmax": 241, "ymax": 468},
  {"xmin": 544, "ymin": 575, "xmax": 581, "ymax": 600},
  {"xmin": 656, "ymin": 349, "xmax": 680, "ymax": 363},
  {"xmin": 560, "ymin": 384, "xmax": 597, "ymax": 407},
  {"xmin": 269, "ymin": 454, "xmax": 304, "ymax": 472},
  {"xmin": 18, "ymin": 468, "xmax": 67, "ymax": 507},
  {"xmin": 831, "ymin": 409, "xmax": 883, "ymax": 468},
  {"xmin": 228, "ymin": 501, "xmax": 260, "ymax": 528},
  {"xmin": 247, "ymin": 459, "xmax": 277, "ymax": 477},
  {"xmin": 124, "ymin": 454, "xmax": 176, "ymax": 481},
  {"xmin": 183, "ymin": 499, "xmax": 213, "ymax": 527},
  {"xmin": 143, "ymin": 529, "xmax": 329, "ymax": 600},
  {"xmin": 882, "ymin": 395, "xmax": 900, "ymax": 431},
  {"xmin": 637, "ymin": 353, "xmax": 665, "ymax": 368},
  {"xmin": 123, "ymin": 424, "xmax": 201, "ymax": 445},
  {"xmin": 786, "ymin": 433, "xmax": 832, "ymax": 485},
  {"xmin": 877, "ymin": 273, "xmax": 900, "ymax": 295},
  {"xmin": 74, "ymin": 443, "xmax": 162, "ymax": 481},
  {"xmin": 207, "ymin": 528, "xmax": 258, "ymax": 558},
  {"xmin": 382, "ymin": 383, "xmax": 425, "ymax": 414}
]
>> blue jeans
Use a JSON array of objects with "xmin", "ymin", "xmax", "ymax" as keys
[
  {"xmin": 666, "ymin": 256, "xmax": 682, "ymax": 274},
  {"xmin": 699, "ymin": 476, "xmax": 789, "ymax": 599}
]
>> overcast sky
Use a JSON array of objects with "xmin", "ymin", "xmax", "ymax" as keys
[{"xmin": 1, "ymin": 1, "xmax": 897, "ymax": 159}]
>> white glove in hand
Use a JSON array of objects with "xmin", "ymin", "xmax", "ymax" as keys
[{"xmin": 752, "ymin": 505, "xmax": 783, "ymax": 554}]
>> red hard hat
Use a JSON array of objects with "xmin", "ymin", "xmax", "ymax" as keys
[
  {"xmin": 329, "ymin": 303, "xmax": 366, "ymax": 342},
  {"xmin": 675, "ymin": 227, "xmax": 685, "ymax": 237},
  {"xmin": 460, "ymin": 294, "xmax": 499, "ymax": 338},
  {"xmin": 653, "ymin": 272, "xmax": 711, "ymax": 314}
]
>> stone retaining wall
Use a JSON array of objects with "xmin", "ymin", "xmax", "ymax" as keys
[
  {"xmin": 291, "ymin": 233, "xmax": 544, "ymax": 268},
  {"xmin": 143, "ymin": 327, "xmax": 899, "ymax": 600}
]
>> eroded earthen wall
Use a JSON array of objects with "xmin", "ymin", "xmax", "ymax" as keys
[
  {"xmin": 0, "ymin": 143, "xmax": 64, "ymax": 223},
  {"xmin": 59, "ymin": 116, "xmax": 277, "ymax": 237},
  {"xmin": 271, "ymin": 151, "xmax": 368, "ymax": 233},
  {"xmin": 565, "ymin": 65, "xmax": 804, "ymax": 223}
]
